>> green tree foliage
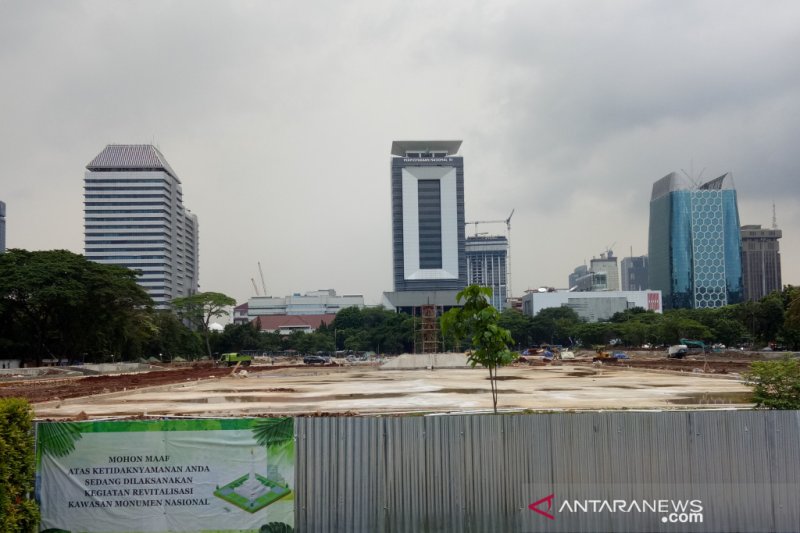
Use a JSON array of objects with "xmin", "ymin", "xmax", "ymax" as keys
[
  {"xmin": 498, "ymin": 308, "xmax": 535, "ymax": 348},
  {"xmin": 143, "ymin": 311, "xmax": 203, "ymax": 360},
  {"xmin": 172, "ymin": 292, "xmax": 236, "ymax": 359},
  {"xmin": 441, "ymin": 285, "xmax": 515, "ymax": 413},
  {"xmin": 571, "ymin": 322, "xmax": 619, "ymax": 347},
  {"xmin": 529, "ymin": 307, "xmax": 581, "ymax": 346},
  {"xmin": 0, "ymin": 398, "xmax": 39, "ymax": 532},
  {"xmin": 330, "ymin": 306, "xmax": 413, "ymax": 354},
  {"xmin": 746, "ymin": 358, "xmax": 800, "ymax": 409},
  {"xmin": 0, "ymin": 249, "xmax": 154, "ymax": 364}
]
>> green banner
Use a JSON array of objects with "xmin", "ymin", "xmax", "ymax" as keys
[{"xmin": 36, "ymin": 418, "xmax": 294, "ymax": 533}]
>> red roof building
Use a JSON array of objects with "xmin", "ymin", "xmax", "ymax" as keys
[{"xmin": 252, "ymin": 314, "xmax": 335, "ymax": 334}]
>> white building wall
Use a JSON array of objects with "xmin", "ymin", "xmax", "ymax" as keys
[
  {"xmin": 248, "ymin": 292, "xmax": 365, "ymax": 318},
  {"xmin": 522, "ymin": 290, "xmax": 662, "ymax": 322}
]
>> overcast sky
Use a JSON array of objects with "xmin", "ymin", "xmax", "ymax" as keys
[{"xmin": 1, "ymin": 0, "xmax": 798, "ymax": 307}]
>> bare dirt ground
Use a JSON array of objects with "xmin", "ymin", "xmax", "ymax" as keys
[
  {"xmin": 0, "ymin": 363, "xmax": 304, "ymax": 403},
  {"xmin": 1, "ymin": 350, "xmax": 779, "ymax": 420},
  {"xmin": 1, "ymin": 351, "xmax": 757, "ymax": 405}
]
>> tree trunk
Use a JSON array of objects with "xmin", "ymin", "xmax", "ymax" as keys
[
  {"xmin": 490, "ymin": 365, "xmax": 498, "ymax": 414},
  {"xmin": 204, "ymin": 328, "xmax": 212, "ymax": 360}
]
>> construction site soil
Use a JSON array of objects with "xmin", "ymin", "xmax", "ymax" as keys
[
  {"xmin": 0, "ymin": 354, "xmax": 759, "ymax": 406},
  {"xmin": 1, "ymin": 350, "xmax": 783, "ymax": 420}
]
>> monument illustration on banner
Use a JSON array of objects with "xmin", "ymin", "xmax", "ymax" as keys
[{"xmin": 213, "ymin": 448, "xmax": 291, "ymax": 513}]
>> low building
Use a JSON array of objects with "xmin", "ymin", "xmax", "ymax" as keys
[
  {"xmin": 248, "ymin": 290, "xmax": 363, "ymax": 319},
  {"xmin": 522, "ymin": 290, "xmax": 662, "ymax": 322},
  {"xmin": 233, "ymin": 303, "xmax": 249, "ymax": 325},
  {"xmin": 252, "ymin": 314, "xmax": 336, "ymax": 335}
]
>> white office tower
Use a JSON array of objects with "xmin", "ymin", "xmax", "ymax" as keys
[{"xmin": 84, "ymin": 145, "xmax": 199, "ymax": 308}]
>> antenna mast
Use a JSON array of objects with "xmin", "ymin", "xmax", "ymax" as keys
[{"xmin": 772, "ymin": 202, "xmax": 778, "ymax": 229}]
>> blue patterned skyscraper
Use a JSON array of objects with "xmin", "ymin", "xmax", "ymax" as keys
[{"xmin": 648, "ymin": 172, "xmax": 743, "ymax": 309}]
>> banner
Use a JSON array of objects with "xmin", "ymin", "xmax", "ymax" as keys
[{"xmin": 36, "ymin": 418, "xmax": 294, "ymax": 533}]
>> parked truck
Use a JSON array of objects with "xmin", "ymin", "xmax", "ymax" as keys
[{"xmin": 218, "ymin": 352, "xmax": 252, "ymax": 367}]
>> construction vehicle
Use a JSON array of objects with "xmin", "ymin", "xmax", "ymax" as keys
[
  {"xmin": 668, "ymin": 345, "xmax": 688, "ymax": 359},
  {"xmin": 218, "ymin": 352, "xmax": 252, "ymax": 367},
  {"xmin": 679, "ymin": 339, "xmax": 708, "ymax": 355}
]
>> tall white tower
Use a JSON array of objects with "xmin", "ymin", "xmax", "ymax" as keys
[{"xmin": 84, "ymin": 145, "xmax": 199, "ymax": 308}]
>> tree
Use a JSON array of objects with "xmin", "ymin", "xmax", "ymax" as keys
[
  {"xmin": 0, "ymin": 249, "xmax": 154, "ymax": 364},
  {"xmin": 745, "ymin": 358, "xmax": 800, "ymax": 409},
  {"xmin": 171, "ymin": 292, "xmax": 236, "ymax": 359},
  {"xmin": 0, "ymin": 398, "xmax": 39, "ymax": 532},
  {"xmin": 780, "ymin": 287, "xmax": 800, "ymax": 350},
  {"xmin": 529, "ymin": 307, "xmax": 580, "ymax": 345},
  {"xmin": 440, "ymin": 285, "xmax": 515, "ymax": 413},
  {"xmin": 498, "ymin": 308, "xmax": 534, "ymax": 349}
]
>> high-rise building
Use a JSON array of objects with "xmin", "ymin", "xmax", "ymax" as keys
[
  {"xmin": 383, "ymin": 140, "xmax": 466, "ymax": 313},
  {"xmin": 621, "ymin": 255, "xmax": 649, "ymax": 291},
  {"xmin": 0, "ymin": 200, "xmax": 5, "ymax": 253},
  {"xmin": 568, "ymin": 265, "xmax": 588, "ymax": 289},
  {"xmin": 741, "ymin": 224, "xmax": 782, "ymax": 301},
  {"xmin": 590, "ymin": 251, "xmax": 620, "ymax": 291},
  {"xmin": 84, "ymin": 145, "xmax": 199, "ymax": 308},
  {"xmin": 466, "ymin": 235, "xmax": 508, "ymax": 310},
  {"xmin": 648, "ymin": 172, "xmax": 743, "ymax": 309}
]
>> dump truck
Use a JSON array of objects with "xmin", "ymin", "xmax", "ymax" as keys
[{"xmin": 218, "ymin": 352, "xmax": 252, "ymax": 367}]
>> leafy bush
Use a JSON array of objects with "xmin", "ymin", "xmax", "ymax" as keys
[
  {"xmin": 746, "ymin": 358, "xmax": 800, "ymax": 409},
  {"xmin": 0, "ymin": 398, "xmax": 39, "ymax": 532}
]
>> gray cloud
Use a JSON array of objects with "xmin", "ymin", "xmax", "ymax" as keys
[{"xmin": 0, "ymin": 0, "xmax": 797, "ymax": 306}]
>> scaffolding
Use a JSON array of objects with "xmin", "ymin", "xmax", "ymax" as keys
[{"xmin": 414, "ymin": 305, "xmax": 441, "ymax": 354}]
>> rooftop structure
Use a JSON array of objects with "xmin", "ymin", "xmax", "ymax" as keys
[
  {"xmin": 248, "ymin": 290, "xmax": 363, "ymax": 318},
  {"xmin": 590, "ymin": 251, "xmax": 620, "ymax": 291}
]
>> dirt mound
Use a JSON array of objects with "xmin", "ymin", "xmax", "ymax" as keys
[{"xmin": 381, "ymin": 353, "xmax": 470, "ymax": 369}]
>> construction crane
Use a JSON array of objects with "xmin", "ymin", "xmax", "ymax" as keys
[
  {"xmin": 258, "ymin": 262, "xmax": 267, "ymax": 296},
  {"xmin": 251, "ymin": 278, "xmax": 260, "ymax": 296},
  {"xmin": 464, "ymin": 209, "xmax": 515, "ymax": 301}
]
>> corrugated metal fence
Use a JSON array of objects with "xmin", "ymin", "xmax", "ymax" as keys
[{"xmin": 295, "ymin": 411, "xmax": 800, "ymax": 532}]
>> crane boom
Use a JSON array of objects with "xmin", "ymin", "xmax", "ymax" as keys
[{"xmin": 258, "ymin": 262, "xmax": 267, "ymax": 296}]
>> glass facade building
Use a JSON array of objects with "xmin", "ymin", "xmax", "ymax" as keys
[
  {"xmin": 466, "ymin": 235, "xmax": 508, "ymax": 310},
  {"xmin": 84, "ymin": 145, "xmax": 199, "ymax": 308},
  {"xmin": 648, "ymin": 172, "xmax": 743, "ymax": 309}
]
